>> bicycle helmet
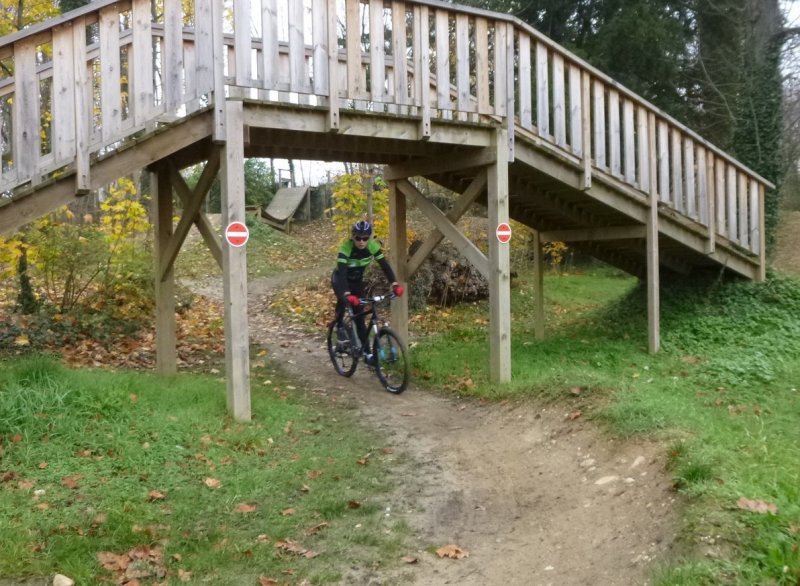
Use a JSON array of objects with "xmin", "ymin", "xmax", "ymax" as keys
[{"xmin": 351, "ymin": 220, "xmax": 372, "ymax": 239}]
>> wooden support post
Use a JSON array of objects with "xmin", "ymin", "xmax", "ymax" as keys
[
  {"xmin": 487, "ymin": 128, "xmax": 511, "ymax": 382},
  {"xmin": 153, "ymin": 167, "xmax": 177, "ymax": 374},
  {"xmin": 388, "ymin": 180, "xmax": 409, "ymax": 345},
  {"xmin": 533, "ymin": 229, "xmax": 544, "ymax": 341},
  {"xmin": 646, "ymin": 113, "xmax": 660, "ymax": 354},
  {"xmin": 221, "ymin": 101, "xmax": 251, "ymax": 421}
]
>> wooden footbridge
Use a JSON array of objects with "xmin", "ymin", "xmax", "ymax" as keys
[{"xmin": 0, "ymin": 0, "xmax": 771, "ymax": 420}]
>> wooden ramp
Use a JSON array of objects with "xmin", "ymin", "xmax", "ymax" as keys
[{"xmin": 259, "ymin": 186, "xmax": 310, "ymax": 233}]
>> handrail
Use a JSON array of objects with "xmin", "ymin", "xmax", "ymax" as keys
[{"xmin": 0, "ymin": 0, "xmax": 769, "ymax": 261}]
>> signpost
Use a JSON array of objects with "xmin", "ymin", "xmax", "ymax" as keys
[
  {"xmin": 496, "ymin": 222, "xmax": 512, "ymax": 243},
  {"xmin": 225, "ymin": 221, "xmax": 249, "ymax": 247}
]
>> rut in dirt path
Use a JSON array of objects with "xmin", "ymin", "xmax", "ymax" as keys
[{"xmin": 192, "ymin": 272, "xmax": 680, "ymax": 585}]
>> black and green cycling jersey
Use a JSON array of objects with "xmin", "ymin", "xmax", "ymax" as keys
[{"xmin": 335, "ymin": 238, "xmax": 396, "ymax": 284}]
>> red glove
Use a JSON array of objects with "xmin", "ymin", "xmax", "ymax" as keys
[
  {"xmin": 346, "ymin": 294, "xmax": 360, "ymax": 306},
  {"xmin": 392, "ymin": 283, "xmax": 404, "ymax": 297}
]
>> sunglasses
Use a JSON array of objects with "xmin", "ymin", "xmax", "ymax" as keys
[{"xmin": 354, "ymin": 236, "xmax": 370, "ymax": 242}]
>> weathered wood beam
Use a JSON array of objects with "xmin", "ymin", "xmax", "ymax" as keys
[
  {"xmin": 646, "ymin": 113, "xmax": 661, "ymax": 353},
  {"xmin": 396, "ymin": 178, "xmax": 489, "ymax": 279},
  {"xmin": 388, "ymin": 180, "xmax": 409, "ymax": 345},
  {"xmin": 220, "ymin": 100, "xmax": 251, "ymax": 422},
  {"xmin": 0, "ymin": 114, "xmax": 214, "ymax": 237},
  {"xmin": 153, "ymin": 168, "xmax": 177, "ymax": 375},
  {"xmin": 384, "ymin": 149, "xmax": 496, "ymax": 181},
  {"xmin": 405, "ymin": 171, "xmax": 488, "ymax": 277},
  {"xmin": 533, "ymin": 229, "xmax": 544, "ymax": 340},
  {"xmin": 487, "ymin": 128, "xmax": 511, "ymax": 383},
  {"xmin": 540, "ymin": 225, "xmax": 646, "ymax": 243},
  {"xmin": 160, "ymin": 148, "xmax": 222, "ymax": 281}
]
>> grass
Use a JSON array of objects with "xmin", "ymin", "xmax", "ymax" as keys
[
  {"xmin": 411, "ymin": 267, "xmax": 800, "ymax": 585},
  {"xmin": 174, "ymin": 216, "xmax": 337, "ymax": 282},
  {"xmin": 0, "ymin": 355, "xmax": 412, "ymax": 585}
]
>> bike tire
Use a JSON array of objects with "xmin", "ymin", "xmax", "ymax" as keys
[
  {"xmin": 327, "ymin": 317, "xmax": 358, "ymax": 377},
  {"xmin": 373, "ymin": 328, "xmax": 409, "ymax": 393}
]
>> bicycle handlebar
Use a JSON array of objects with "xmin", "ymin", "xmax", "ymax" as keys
[{"xmin": 356, "ymin": 291, "xmax": 399, "ymax": 305}]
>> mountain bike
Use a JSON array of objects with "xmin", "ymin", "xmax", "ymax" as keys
[{"xmin": 326, "ymin": 291, "xmax": 409, "ymax": 394}]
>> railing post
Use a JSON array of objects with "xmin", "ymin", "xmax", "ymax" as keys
[
  {"xmin": 212, "ymin": 0, "xmax": 226, "ymax": 143},
  {"xmin": 647, "ymin": 113, "xmax": 660, "ymax": 354},
  {"xmin": 581, "ymin": 71, "xmax": 592, "ymax": 190},
  {"xmin": 326, "ymin": 0, "xmax": 340, "ymax": 131},
  {"xmin": 72, "ymin": 17, "xmax": 90, "ymax": 194}
]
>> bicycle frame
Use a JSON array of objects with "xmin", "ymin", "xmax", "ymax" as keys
[{"xmin": 344, "ymin": 293, "xmax": 395, "ymax": 356}]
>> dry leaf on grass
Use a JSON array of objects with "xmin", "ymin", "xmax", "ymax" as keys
[
  {"xmin": 436, "ymin": 544, "xmax": 469, "ymax": 559},
  {"xmin": 275, "ymin": 539, "xmax": 319, "ymax": 558},
  {"xmin": 203, "ymin": 477, "xmax": 221, "ymax": 489},
  {"xmin": 147, "ymin": 490, "xmax": 166, "ymax": 501},
  {"xmin": 401, "ymin": 555, "xmax": 418, "ymax": 564},
  {"xmin": 736, "ymin": 497, "xmax": 778, "ymax": 514},
  {"xmin": 234, "ymin": 503, "xmax": 257, "ymax": 513}
]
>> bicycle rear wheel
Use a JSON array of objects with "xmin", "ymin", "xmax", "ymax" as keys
[
  {"xmin": 373, "ymin": 328, "xmax": 409, "ymax": 393},
  {"xmin": 327, "ymin": 318, "xmax": 358, "ymax": 377}
]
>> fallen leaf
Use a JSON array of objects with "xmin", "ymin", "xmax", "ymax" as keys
[
  {"xmin": 281, "ymin": 507, "xmax": 296, "ymax": 516},
  {"xmin": 736, "ymin": 497, "xmax": 778, "ymax": 514},
  {"xmin": 147, "ymin": 490, "xmax": 166, "ymax": 502},
  {"xmin": 62, "ymin": 475, "xmax": 81, "ymax": 489},
  {"xmin": 38, "ymin": 462, "xmax": 48, "ymax": 470},
  {"xmin": 568, "ymin": 410, "xmax": 582, "ymax": 420},
  {"xmin": 203, "ymin": 478, "xmax": 221, "ymax": 489},
  {"xmin": 348, "ymin": 500, "xmax": 361, "ymax": 509},
  {"xmin": 178, "ymin": 569, "xmax": 192, "ymax": 582},
  {"xmin": 256, "ymin": 534, "xmax": 271, "ymax": 543},
  {"xmin": 401, "ymin": 555, "xmax": 418, "ymax": 564},
  {"xmin": 381, "ymin": 447, "xmax": 394, "ymax": 454},
  {"xmin": 307, "ymin": 470, "xmax": 323, "ymax": 479},
  {"xmin": 436, "ymin": 544, "xmax": 469, "ymax": 559},
  {"xmin": 259, "ymin": 578, "xmax": 278, "ymax": 586},
  {"xmin": 305, "ymin": 522, "xmax": 329, "ymax": 536},
  {"xmin": 1, "ymin": 471, "xmax": 15, "ymax": 483},
  {"xmin": 14, "ymin": 334, "xmax": 30, "ymax": 347},
  {"xmin": 275, "ymin": 539, "xmax": 318, "ymax": 558},
  {"xmin": 234, "ymin": 503, "xmax": 257, "ymax": 513}
]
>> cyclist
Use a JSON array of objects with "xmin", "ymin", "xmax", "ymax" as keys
[{"xmin": 332, "ymin": 220, "xmax": 404, "ymax": 364}]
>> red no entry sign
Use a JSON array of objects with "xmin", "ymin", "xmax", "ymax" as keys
[
  {"xmin": 496, "ymin": 222, "xmax": 512, "ymax": 243},
  {"xmin": 225, "ymin": 221, "xmax": 249, "ymax": 247}
]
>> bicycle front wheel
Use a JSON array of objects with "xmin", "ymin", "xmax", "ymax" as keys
[
  {"xmin": 327, "ymin": 318, "xmax": 358, "ymax": 377},
  {"xmin": 373, "ymin": 328, "xmax": 409, "ymax": 394}
]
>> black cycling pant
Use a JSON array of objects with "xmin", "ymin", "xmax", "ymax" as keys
[{"xmin": 331, "ymin": 270, "xmax": 368, "ymax": 351}]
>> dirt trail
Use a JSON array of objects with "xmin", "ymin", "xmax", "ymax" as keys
[{"xmin": 188, "ymin": 272, "xmax": 679, "ymax": 586}]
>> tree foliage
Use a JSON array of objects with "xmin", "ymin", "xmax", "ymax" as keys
[
  {"xmin": 0, "ymin": 178, "xmax": 152, "ymax": 315},
  {"xmin": 330, "ymin": 172, "xmax": 391, "ymax": 243}
]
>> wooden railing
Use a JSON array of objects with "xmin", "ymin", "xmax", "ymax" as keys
[{"xmin": 0, "ymin": 0, "xmax": 771, "ymax": 257}]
